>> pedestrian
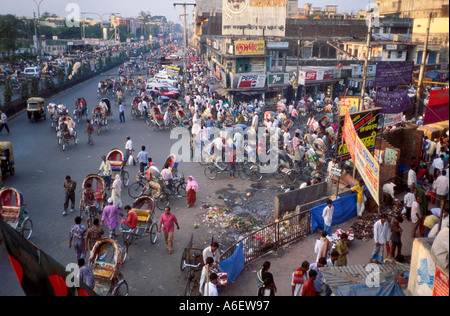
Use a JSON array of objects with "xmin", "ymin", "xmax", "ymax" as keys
[
  {"xmin": 314, "ymin": 231, "xmax": 333, "ymax": 263},
  {"xmin": 433, "ymin": 170, "xmax": 449, "ymax": 207},
  {"xmin": 77, "ymin": 258, "xmax": 95, "ymax": 289},
  {"xmin": 322, "ymin": 199, "xmax": 334, "ymax": 236},
  {"xmin": 404, "ymin": 187, "xmax": 415, "ymax": 221},
  {"xmin": 101, "ymin": 197, "xmax": 124, "ymax": 239},
  {"xmin": 111, "ymin": 174, "xmax": 122, "ymax": 209},
  {"xmin": 199, "ymin": 257, "xmax": 215, "ymax": 295},
  {"xmin": 69, "ymin": 216, "xmax": 87, "ymax": 261},
  {"xmin": 390, "ymin": 215, "xmax": 403, "ymax": 260},
  {"xmin": 124, "ymin": 136, "xmax": 135, "ymax": 166},
  {"xmin": 335, "ymin": 233, "xmax": 349, "ymax": 266},
  {"xmin": 203, "ymin": 272, "xmax": 219, "ymax": 296},
  {"xmin": 291, "ymin": 261, "xmax": 309, "ymax": 296},
  {"xmin": 0, "ymin": 110, "xmax": 10, "ymax": 134},
  {"xmin": 407, "ymin": 165, "xmax": 417, "ymax": 190},
  {"xmin": 423, "ymin": 211, "xmax": 440, "ymax": 237},
  {"xmin": 98, "ymin": 155, "xmax": 112, "ymax": 188},
  {"xmin": 203, "ymin": 241, "xmax": 221, "ymax": 271},
  {"xmin": 350, "ymin": 179, "xmax": 366, "ymax": 219},
  {"xmin": 158, "ymin": 206, "xmax": 180, "ymax": 254},
  {"xmin": 370, "ymin": 213, "xmax": 390, "ymax": 264},
  {"xmin": 411, "ymin": 195, "xmax": 422, "ymax": 238},
  {"xmin": 85, "ymin": 218, "xmax": 104, "ymax": 252},
  {"xmin": 119, "ymin": 102, "xmax": 125, "ymax": 123},
  {"xmin": 186, "ymin": 176, "xmax": 199, "ymax": 208},
  {"xmin": 256, "ymin": 261, "xmax": 277, "ymax": 296},
  {"xmin": 85, "ymin": 120, "xmax": 94, "ymax": 145},
  {"xmin": 63, "ymin": 175, "xmax": 77, "ymax": 216},
  {"xmin": 137, "ymin": 146, "xmax": 149, "ymax": 173},
  {"xmin": 301, "ymin": 270, "xmax": 317, "ymax": 297}
]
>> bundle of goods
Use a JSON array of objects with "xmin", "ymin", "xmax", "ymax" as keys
[{"xmin": 329, "ymin": 229, "xmax": 354, "ymax": 244}]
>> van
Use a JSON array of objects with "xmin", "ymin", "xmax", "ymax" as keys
[
  {"xmin": 24, "ymin": 67, "xmax": 40, "ymax": 78},
  {"xmin": 154, "ymin": 74, "xmax": 177, "ymax": 86}
]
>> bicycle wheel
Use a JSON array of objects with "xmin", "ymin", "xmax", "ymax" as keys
[
  {"xmin": 204, "ymin": 165, "xmax": 218, "ymax": 180},
  {"xmin": 121, "ymin": 170, "xmax": 130, "ymax": 187},
  {"xmin": 249, "ymin": 165, "xmax": 263, "ymax": 182},
  {"xmin": 274, "ymin": 165, "xmax": 285, "ymax": 180},
  {"xmin": 284, "ymin": 170, "xmax": 298, "ymax": 185},
  {"xmin": 149, "ymin": 222, "xmax": 158, "ymax": 245},
  {"xmin": 156, "ymin": 193, "xmax": 170, "ymax": 210},
  {"xmin": 128, "ymin": 182, "xmax": 145, "ymax": 199},
  {"xmin": 177, "ymin": 182, "xmax": 187, "ymax": 197}
]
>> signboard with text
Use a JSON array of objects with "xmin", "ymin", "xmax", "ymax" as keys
[
  {"xmin": 234, "ymin": 40, "xmax": 265, "ymax": 56},
  {"xmin": 222, "ymin": 0, "xmax": 286, "ymax": 37},
  {"xmin": 237, "ymin": 74, "xmax": 266, "ymax": 89},
  {"xmin": 343, "ymin": 110, "xmax": 380, "ymax": 205}
]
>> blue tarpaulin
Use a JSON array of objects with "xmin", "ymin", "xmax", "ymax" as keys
[
  {"xmin": 219, "ymin": 243, "xmax": 245, "ymax": 285},
  {"xmin": 310, "ymin": 193, "xmax": 357, "ymax": 233},
  {"xmin": 336, "ymin": 278, "xmax": 405, "ymax": 296}
]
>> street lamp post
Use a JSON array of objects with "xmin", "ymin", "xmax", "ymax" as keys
[{"xmin": 33, "ymin": 0, "xmax": 44, "ymax": 64}]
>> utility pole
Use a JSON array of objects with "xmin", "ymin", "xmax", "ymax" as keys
[
  {"xmin": 360, "ymin": 16, "xmax": 373, "ymax": 111},
  {"xmin": 173, "ymin": 2, "xmax": 196, "ymax": 81},
  {"xmin": 415, "ymin": 12, "xmax": 433, "ymax": 119}
]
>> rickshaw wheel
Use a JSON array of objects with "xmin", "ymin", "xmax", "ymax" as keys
[
  {"xmin": 21, "ymin": 218, "xmax": 33, "ymax": 240},
  {"xmin": 112, "ymin": 279, "xmax": 129, "ymax": 296},
  {"xmin": 180, "ymin": 248, "xmax": 187, "ymax": 271},
  {"xmin": 285, "ymin": 170, "xmax": 297, "ymax": 185},
  {"xmin": 121, "ymin": 171, "xmax": 130, "ymax": 187},
  {"xmin": 149, "ymin": 222, "xmax": 158, "ymax": 245},
  {"xmin": 156, "ymin": 193, "xmax": 169, "ymax": 211}
]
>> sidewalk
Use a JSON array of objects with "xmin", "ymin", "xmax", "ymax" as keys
[{"xmin": 221, "ymin": 207, "xmax": 418, "ymax": 296}]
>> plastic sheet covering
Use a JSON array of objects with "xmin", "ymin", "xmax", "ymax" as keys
[
  {"xmin": 219, "ymin": 243, "xmax": 245, "ymax": 285},
  {"xmin": 310, "ymin": 193, "xmax": 357, "ymax": 233},
  {"xmin": 336, "ymin": 277, "xmax": 405, "ymax": 296}
]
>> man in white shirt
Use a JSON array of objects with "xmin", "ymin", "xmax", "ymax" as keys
[
  {"xmin": 370, "ymin": 213, "xmax": 390, "ymax": 264},
  {"xmin": 124, "ymin": 136, "xmax": 135, "ymax": 166},
  {"xmin": 322, "ymin": 199, "xmax": 334, "ymax": 236},
  {"xmin": 432, "ymin": 155, "xmax": 445, "ymax": 177},
  {"xmin": 411, "ymin": 196, "xmax": 421, "ymax": 238},
  {"xmin": 203, "ymin": 273, "xmax": 219, "ymax": 296},
  {"xmin": 433, "ymin": 170, "xmax": 449, "ymax": 206},
  {"xmin": 407, "ymin": 165, "xmax": 417, "ymax": 190},
  {"xmin": 404, "ymin": 188, "xmax": 416, "ymax": 221}
]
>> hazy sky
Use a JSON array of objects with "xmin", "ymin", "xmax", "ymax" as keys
[{"xmin": 1, "ymin": 0, "xmax": 373, "ymax": 23}]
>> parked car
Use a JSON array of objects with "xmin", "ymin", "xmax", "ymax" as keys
[{"xmin": 146, "ymin": 83, "xmax": 179, "ymax": 99}]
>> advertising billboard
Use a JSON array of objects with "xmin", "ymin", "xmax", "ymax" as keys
[{"xmin": 222, "ymin": 0, "xmax": 287, "ymax": 37}]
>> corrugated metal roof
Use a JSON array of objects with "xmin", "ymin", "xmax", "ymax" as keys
[{"xmin": 320, "ymin": 262, "xmax": 410, "ymax": 295}]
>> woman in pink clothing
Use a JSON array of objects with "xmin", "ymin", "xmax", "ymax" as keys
[{"xmin": 186, "ymin": 176, "xmax": 199, "ymax": 208}]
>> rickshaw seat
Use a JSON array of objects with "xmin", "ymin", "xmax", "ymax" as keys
[
  {"xmin": 1, "ymin": 206, "xmax": 20, "ymax": 220},
  {"xmin": 133, "ymin": 209, "xmax": 152, "ymax": 223},
  {"xmin": 92, "ymin": 263, "xmax": 115, "ymax": 280},
  {"xmin": 110, "ymin": 161, "xmax": 122, "ymax": 169}
]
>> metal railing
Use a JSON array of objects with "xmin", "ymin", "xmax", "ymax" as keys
[{"xmin": 220, "ymin": 210, "xmax": 311, "ymax": 265}]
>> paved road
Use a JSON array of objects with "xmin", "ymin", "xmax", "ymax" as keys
[{"xmin": 0, "ymin": 60, "xmax": 288, "ymax": 296}]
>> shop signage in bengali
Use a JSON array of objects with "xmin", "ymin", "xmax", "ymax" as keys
[
  {"xmin": 382, "ymin": 112, "xmax": 403, "ymax": 127},
  {"xmin": 234, "ymin": 40, "xmax": 265, "ymax": 56},
  {"xmin": 166, "ymin": 66, "xmax": 180, "ymax": 76},
  {"xmin": 339, "ymin": 97, "xmax": 360, "ymax": 115},
  {"xmin": 338, "ymin": 108, "xmax": 380, "ymax": 160},
  {"xmin": 268, "ymin": 73, "xmax": 289, "ymax": 86},
  {"xmin": 351, "ymin": 64, "xmax": 376, "ymax": 78},
  {"xmin": 298, "ymin": 69, "xmax": 337, "ymax": 85},
  {"xmin": 343, "ymin": 110, "xmax": 380, "ymax": 205},
  {"xmin": 374, "ymin": 62, "xmax": 413, "ymax": 87},
  {"xmin": 237, "ymin": 74, "xmax": 266, "ymax": 89}
]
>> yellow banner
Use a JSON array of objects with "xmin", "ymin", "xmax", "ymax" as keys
[
  {"xmin": 234, "ymin": 40, "xmax": 265, "ymax": 56},
  {"xmin": 343, "ymin": 110, "xmax": 380, "ymax": 205}
]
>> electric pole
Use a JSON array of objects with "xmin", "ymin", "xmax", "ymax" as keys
[
  {"xmin": 173, "ymin": 2, "xmax": 196, "ymax": 81},
  {"xmin": 360, "ymin": 16, "xmax": 373, "ymax": 111},
  {"xmin": 415, "ymin": 12, "xmax": 433, "ymax": 119}
]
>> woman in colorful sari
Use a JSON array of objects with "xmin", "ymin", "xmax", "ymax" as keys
[{"xmin": 186, "ymin": 176, "xmax": 199, "ymax": 208}]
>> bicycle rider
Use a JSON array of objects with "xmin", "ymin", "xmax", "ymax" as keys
[
  {"xmin": 98, "ymin": 155, "xmax": 112, "ymax": 188},
  {"xmin": 81, "ymin": 183, "xmax": 99, "ymax": 224}
]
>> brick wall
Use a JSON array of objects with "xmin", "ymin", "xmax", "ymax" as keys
[
  {"xmin": 376, "ymin": 138, "xmax": 401, "ymax": 186},
  {"xmin": 383, "ymin": 128, "xmax": 424, "ymax": 165}
]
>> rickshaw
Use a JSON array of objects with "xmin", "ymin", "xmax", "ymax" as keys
[
  {"xmin": 167, "ymin": 101, "xmax": 179, "ymax": 126},
  {"xmin": 146, "ymin": 103, "xmax": 165, "ymax": 131},
  {"xmin": 79, "ymin": 174, "xmax": 107, "ymax": 220},
  {"xmin": 27, "ymin": 97, "xmax": 46, "ymax": 121},
  {"xmin": 115, "ymin": 87, "xmax": 125, "ymax": 106},
  {"xmin": 126, "ymin": 79, "xmax": 135, "ymax": 95},
  {"xmin": 47, "ymin": 103, "xmax": 58, "ymax": 128},
  {"xmin": 89, "ymin": 238, "xmax": 129, "ymax": 296},
  {"xmin": 106, "ymin": 148, "xmax": 130, "ymax": 187},
  {"xmin": 0, "ymin": 187, "xmax": 33, "ymax": 240},
  {"xmin": 99, "ymin": 98, "xmax": 113, "ymax": 120},
  {"xmin": 74, "ymin": 98, "xmax": 88, "ymax": 123},
  {"xmin": 0, "ymin": 141, "xmax": 15, "ymax": 177},
  {"xmin": 57, "ymin": 116, "xmax": 78, "ymax": 151},
  {"xmin": 176, "ymin": 107, "xmax": 191, "ymax": 128},
  {"xmin": 92, "ymin": 106, "xmax": 108, "ymax": 135},
  {"xmin": 131, "ymin": 96, "xmax": 143, "ymax": 120},
  {"xmin": 119, "ymin": 195, "xmax": 158, "ymax": 249}
]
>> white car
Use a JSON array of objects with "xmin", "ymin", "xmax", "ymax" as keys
[
  {"xmin": 154, "ymin": 74, "xmax": 178, "ymax": 86},
  {"xmin": 24, "ymin": 67, "xmax": 40, "ymax": 78}
]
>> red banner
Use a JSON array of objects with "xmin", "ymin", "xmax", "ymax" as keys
[{"xmin": 423, "ymin": 88, "xmax": 449, "ymax": 125}]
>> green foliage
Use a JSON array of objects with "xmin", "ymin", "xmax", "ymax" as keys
[
  {"xmin": 21, "ymin": 80, "xmax": 29, "ymax": 101},
  {"xmin": 31, "ymin": 77, "xmax": 39, "ymax": 96},
  {"xmin": 3, "ymin": 79, "xmax": 13, "ymax": 109}
]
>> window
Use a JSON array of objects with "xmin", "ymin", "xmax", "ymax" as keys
[
  {"xmin": 236, "ymin": 58, "xmax": 251, "ymax": 73},
  {"xmin": 397, "ymin": 51, "xmax": 403, "ymax": 59}
]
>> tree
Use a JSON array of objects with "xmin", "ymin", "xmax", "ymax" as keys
[
  {"xmin": 21, "ymin": 80, "xmax": 29, "ymax": 102},
  {"xmin": 139, "ymin": 11, "xmax": 152, "ymax": 37},
  {"xmin": 31, "ymin": 77, "xmax": 39, "ymax": 96},
  {"xmin": 3, "ymin": 79, "xmax": 13, "ymax": 109},
  {"xmin": 0, "ymin": 15, "xmax": 23, "ymax": 63}
]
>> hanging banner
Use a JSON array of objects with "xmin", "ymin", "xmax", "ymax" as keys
[
  {"xmin": 375, "ymin": 88, "xmax": 412, "ymax": 114},
  {"xmin": 374, "ymin": 62, "xmax": 413, "ymax": 87},
  {"xmin": 338, "ymin": 108, "xmax": 380, "ymax": 160},
  {"xmin": 343, "ymin": 110, "xmax": 380, "ymax": 205},
  {"xmin": 423, "ymin": 88, "xmax": 449, "ymax": 125}
]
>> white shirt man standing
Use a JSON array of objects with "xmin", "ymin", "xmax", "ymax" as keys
[{"xmin": 322, "ymin": 199, "xmax": 334, "ymax": 237}]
